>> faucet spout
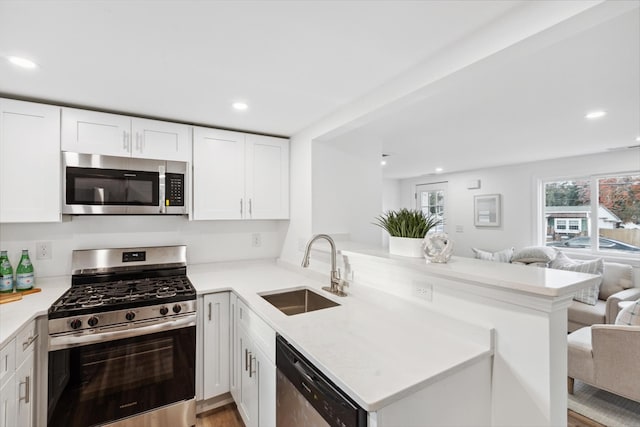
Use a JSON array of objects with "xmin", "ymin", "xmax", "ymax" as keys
[{"xmin": 301, "ymin": 234, "xmax": 346, "ymax": 297}]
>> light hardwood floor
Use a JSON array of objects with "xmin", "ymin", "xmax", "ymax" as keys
[
  {"xmin": 196, "ymin": 404, "xmax": 244, "ymax": 427},
  {"xmin": 197, "ymin": 405, "xmax": 602, "ymax": 427}
]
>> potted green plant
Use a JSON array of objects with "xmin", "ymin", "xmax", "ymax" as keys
[{"xmin": 373, "ymin": 209, "xmax": 441, "ymax": 257}]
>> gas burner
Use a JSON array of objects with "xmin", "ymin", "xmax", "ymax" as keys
[
  {"xmin": 78, "ymin": 295, "xmax": 105, "ymax": 308},
  {"xmin": 156, "ymin": 286, "xmax": 177, "ymax": 298}
]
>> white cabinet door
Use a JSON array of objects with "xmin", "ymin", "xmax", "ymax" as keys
[
  {"xmin": 245, "ymin": 135, "xmax": 289, "ymax": 220},
  {"xmin": 229, "ymin": 293, "xmax": 239, "ymax": 402},
  {"xmin": 0, "ymin": 99, "xmax": 61, "ymax": 223},
  {"xmin": 193, "ymin": 127, "xmax": 245, "ymax": 220},
  {"xmin": 237, "ymin": 326, "xmax": 259, "ymax": 427},
  {"xmin": 131, "ymin": 118, "xmax": 189, "ymax": 162},
  {"xmin": 0, "ymin": 373, "xmax": 16, "ymax": 427},
  {"xmin": 202, "ymin": 292, "xmax": 230, "ymax": 399},
  {"xmin": 61, "ymin": 107, "xmax": 131, "ymax": 157},
  {"xmin": 256, "ymin": 344, "xmax": 276, "ymax": 427},
  {"xmin": 15, "ymin": 351, "xmax": 33, "ymax": 427}
]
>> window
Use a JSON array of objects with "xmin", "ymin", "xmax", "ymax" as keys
[
  {"xmin": 416, "ymin": 182, "xmax": 447, "ymax": 233},
  {"xmin": 543, "ymin": 173, "xmax": 640, "ymax": 254}
]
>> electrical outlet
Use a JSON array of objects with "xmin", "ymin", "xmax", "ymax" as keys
[
  {"xmin": 413, "ymin": 282, "xmax": 433, "ymax": 301},
  {"xmin": 252, "ymin": 233, "xmax": 262, "ymax": 248},
  {"xmin": 36, "ymin": 241, "xmax": 52, "ymax": 260},
  {"xmin": 456, "ymin": 225, "xmax": 464, "ymax": 233}
]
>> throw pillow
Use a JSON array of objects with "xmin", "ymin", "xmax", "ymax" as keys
[
  {"xmin": 550, "ymin": 252, "xmax": 604, "ymax": 305},
  {"xmin": 511, "ymin": 246, "xmax": 557, "ymax": 264},
  {"xmin": 472, "ymin": 247, "xmax": 514, "ymax": 263},
  {"xmin": 598, "ymin": 262, "xmax": 633, "ymax": 300},
  {"xmin": 615, "ymin": 299, "xmax": 640, "ymax": 326}
]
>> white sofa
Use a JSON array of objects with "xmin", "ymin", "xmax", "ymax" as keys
[
  {"xmin": 473, "ymin": 246, "xmax": 639, "ymax": 332},
  {"xmin": 566, "ymin": 262, "xmax": 639, "ymax": 332}
]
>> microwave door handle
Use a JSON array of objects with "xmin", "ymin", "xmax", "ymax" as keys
[{"xmin": 159, "ymin": 165, "xmax": 166, "ymax": 213}]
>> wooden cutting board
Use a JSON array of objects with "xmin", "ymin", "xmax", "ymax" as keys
[{"xmin": 0, "ymin": 288, "xmax": 42, "ymax": 304}]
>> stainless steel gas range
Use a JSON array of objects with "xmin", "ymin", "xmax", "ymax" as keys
[{"xmin": 47, "ymin": 245, "xmax": 196, "ymax": 427}]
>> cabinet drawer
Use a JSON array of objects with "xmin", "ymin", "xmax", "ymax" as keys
[
  {"xmin": 237, "ymin": 299, "xmax": 275, "ymax": 363},
  {"xmin": 15, "ymin": 322, "xmax": 37, "ymax": 361},
  {"xmin": 0, "ymin": 338, "xmax": 15, "ymax": 386}
]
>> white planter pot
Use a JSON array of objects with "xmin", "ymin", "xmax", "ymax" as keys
[{"xmin": 388, "ymin": 236, "xmax": 424, "ymax": 258}]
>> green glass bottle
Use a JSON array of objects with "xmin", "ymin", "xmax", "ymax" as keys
[
  {"xmin": 16, "ymin": 249, "xmax": 34, "ymax": 291},
  {"xmin": 0, "ymin": 251, "xmax": 13, "ymax": 293}
]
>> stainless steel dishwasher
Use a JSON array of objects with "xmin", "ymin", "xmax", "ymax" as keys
[{"xmin": 276, "ymin": 335, "xmax": 367, "ymax": 427}]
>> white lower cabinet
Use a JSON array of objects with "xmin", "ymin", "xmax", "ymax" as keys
[
  {"xmin": 234, "ymin": 298, "xmax": 276, "ymax": 427},
  {"xmin": 201, "ymin": 292, "xmax": 230, "ymax": 400},
  {"xmin": 0, "ymin": 321, "xmax": 37, "ymax": 427}
]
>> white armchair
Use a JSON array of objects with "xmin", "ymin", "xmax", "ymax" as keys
[{"xmin": 568, "ymin": 324, "xmax": 640, "ymax": 403}]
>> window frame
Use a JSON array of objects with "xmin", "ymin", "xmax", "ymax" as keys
[{"xmin": 539, "ymin": 171, "xmax": 640, "ymax": 263}]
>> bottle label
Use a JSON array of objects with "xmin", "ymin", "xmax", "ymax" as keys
[
  {"xmin": 16, "ymin": 273, "xmax": 34, "ymax": 290},
  {"xmin": 0, "ymin": 275, "xmax": 12, "ymax": 292}
]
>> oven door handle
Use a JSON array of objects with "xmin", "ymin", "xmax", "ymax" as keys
[{"xmin": 49, "ymin": 314, "xmax": 196, "ymax": 350}]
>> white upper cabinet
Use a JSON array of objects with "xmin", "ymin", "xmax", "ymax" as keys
[
  {"xmin": 131, "ymin": 117, "xmax": 189, "ymax": 161},
  {"xmin": 193, "ymin": 128, "xmax": 289, "ymax": 220},
  {"xmin": 245, "ymin": 134, "xmax": 289, "ymax": 220},
  {"xmin": 61, "ymin": 108, "xmax": 130, "ymax": 157},
  {"xmin": 193, "ymin": 128, "xmax": 246, "ymax": 220},
  {"xmin": 0, "ymin": 99, "xmax": 61, "ymax": 223},
  {"xmin": 61, "ymin": 107, "xmax": 189, "ymax": 161}
]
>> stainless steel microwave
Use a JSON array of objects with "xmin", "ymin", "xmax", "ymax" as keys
[{"xmin": 62, "ymin": 152, "xmax": 188, "ymax": 215}]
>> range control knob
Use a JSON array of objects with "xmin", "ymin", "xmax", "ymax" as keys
[
  {"xmin": 125, "ymin": 311, "xmax": 136, "ymax": 321},
  {"xmin": 88, "ymin": 316, "xmax": 99, "ymax": 327},
  {"xmin": 70, "ymin": 319, "xmax": 82, "ymax": 330},
  {"xmin": 172, "ymin": 304, "xmax": 182, "ymax": 314},
  {"xmin": 160, "ymin": 306, "xmax": 169, "ymax": 315}
]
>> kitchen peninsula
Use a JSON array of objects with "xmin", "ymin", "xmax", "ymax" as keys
[{"xmin": 0, "ymin": 252, "xmax": 598, "ymax": 427}]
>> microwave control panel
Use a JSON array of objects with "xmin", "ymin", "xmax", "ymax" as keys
[{"xmin": 165, "ymin": 173, "xmax": 185, "ymax": 206}]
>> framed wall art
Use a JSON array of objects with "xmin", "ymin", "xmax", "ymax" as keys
[{"xmin": 474, "ymin": 194, "xmax": 501, "ymax": 227}]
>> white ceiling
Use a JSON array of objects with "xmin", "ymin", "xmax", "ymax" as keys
[
  {"xmin": 0, "ymin": 0, "xmax": 520, "ymax": 136},
  {"xmin": 1, "ymin": 1, "xmax": 638, "ymax": 180},
  {"xmin": 325, "ymin": 3, "xmax": 640, "ymax": 178}
]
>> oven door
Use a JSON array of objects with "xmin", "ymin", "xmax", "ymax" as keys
[{"xmin": 48, "ymin": 325, "xmax": 195, "ymax": 427}]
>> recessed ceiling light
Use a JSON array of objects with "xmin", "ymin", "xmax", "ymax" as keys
[
  {"xmin": 585, "ymin": 110, "xmax": 606, "ymax": 119},
  {"xmin": 380, "ymin": 160, "xmax": 387, "ymax": 166},
  {"xmin": 435, "ymin": 167, "xmax": 443, "ymax": 173},
  {"xmin": 7, "ymin": 56, "xmax": 37, "ymax": 69},
  {"xmin": 232, "ymin": 102, "xmax": 248, "ymax": 111},
  {"xmin": 636, "ymin": 136, "xmax": 640, "ymax": 142}
]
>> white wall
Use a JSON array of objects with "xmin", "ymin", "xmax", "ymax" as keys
[
  {"xmin": 312, "ymin": 137, "xmax": 383, "ymax": 246},
  {"xmin": 396, "ymin": 150, "xmax": 639, "ymax": 259},
  {"xmin": 0, "ymin": 217, "xmax": 288, "ymax": 278}
]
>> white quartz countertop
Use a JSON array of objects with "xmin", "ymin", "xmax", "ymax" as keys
[
  {"xmin": 341, "ymin": 249, "xmax": 601, "ymax": 297},
  {"xmin": 188, "ymin": 259, "xmax": 493, "ymax": 411},
  {"xmin": 0, "ymin": 275, "xmax": 69, "ymax": 344},
  {"xmin": 0, "ymin": 259, "xmax": 496, "ymax": 412}
]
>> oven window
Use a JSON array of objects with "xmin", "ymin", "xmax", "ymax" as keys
[
  {"xmin": 66, "ymin": 167, "xmax": 159, "ymax": 206},
  {"xmin": 79, "ymin": 337, "xmax": 174, "ymax": 400},
  {"xmin": 48, "ymin": 327, "xmax": 195, "ymax": 427}
]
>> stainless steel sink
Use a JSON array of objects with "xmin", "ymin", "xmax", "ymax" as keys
[{"xmin": 261, "ymin": 288, "xmax": 340, "ymax": 316}]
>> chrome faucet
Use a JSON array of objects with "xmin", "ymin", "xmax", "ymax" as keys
[{"xmin": 301, "ymin": 234, "xmax": 347, "ymax": 297}]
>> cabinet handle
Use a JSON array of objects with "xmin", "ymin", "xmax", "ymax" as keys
[
  {"xmin": 249, "ymin": 355, "xmax": 256, "ymax": 378},
  {"xmin": 240, "ymin": 199, "xmax": 243, "ymax": 216},
  {"xmin": 141, "ymin": 133, "xmax": 145, "ymax": 152},
  {"xmin": 245, "ymin": 349, "xmax": 250, "ymax": 371},
  {"xmin": 22, "ymin": 334, "xmax": 38, "ymax": 351},
  {"xmin": 136, "ymin": 132, "xmax": 140, "ymax": 151},
  {"xmin": 19, "ymin": 375, "xmax": 30, "ymax": 404},
  {"xmin": 208, "ymin": 302, "xmax": 212, "ymax": 321},
  {"xmin": 123, "ymin": 131, "xmax": 128, "ymax": 149},
  {"xmin": 249, "ymin": 198, "xmax": 252, "ymax": 216}
]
